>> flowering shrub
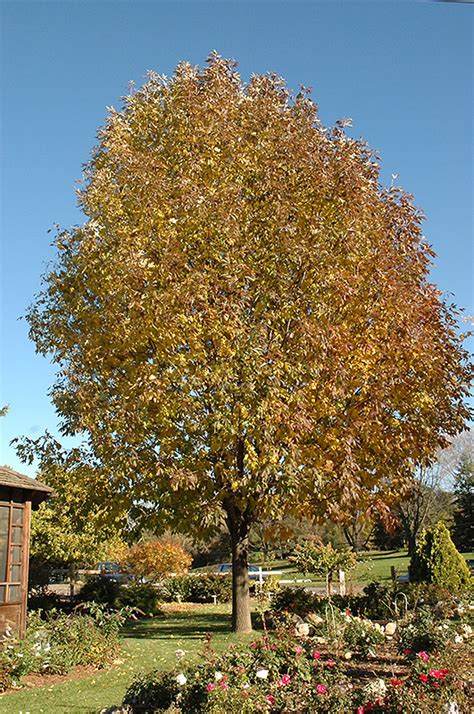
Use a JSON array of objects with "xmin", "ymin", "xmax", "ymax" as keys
[
  {"xmin": 341, "ymin": 612, "xmax": 385, "ymax": 657},
  {"xmin": 123, "ymin": 623, "xmax": 354, "ymax": 712},
  {"xmin": 397, "ymin": 607, "xmax": 455, "ymax": 655},
  {"xmin": 0, "ymin": 605, "xmax": 127, "ymax": 690},
  {"xmin": 379, "ymin": 656, "xmax": 470, "ymax": 713}
]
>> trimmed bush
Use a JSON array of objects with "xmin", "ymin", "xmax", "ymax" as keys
[
  {"xmin": 76, "ymin": 576, "xmax": 161, "ymax": 615},
  {"xmin": 116, "ymin": 582, "xmax": 161, "ymax": 615},
  {"xmin": 409, "ymin": 522, "xmax": 472, "ymax": 591},
  {"xmin": 161, "ymin": 574, "xmax": 232, "ymax": 603}
]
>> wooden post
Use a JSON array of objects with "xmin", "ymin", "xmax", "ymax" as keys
[
  {"xmin": 391, "ymin": 566, "xmax": 397, "ymax": 588},
  {"xmin": 339, "ymin": 569, "xmax": 346, "ymax": 596}
]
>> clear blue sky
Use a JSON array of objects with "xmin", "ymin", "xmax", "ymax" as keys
[{"xmin": 1, "ymin": 0, "xmax": 472, "ymax": 475}]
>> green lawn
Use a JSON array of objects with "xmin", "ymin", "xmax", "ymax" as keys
[
  {"xmin": 0, "ymin": 604, "xmax": 246, "ymax": 714},
  {"xmin": 259, "ymin": 549, "xmax": 474, "ymax": 589}
]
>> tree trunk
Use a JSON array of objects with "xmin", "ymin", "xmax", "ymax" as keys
[{"xmin": 224, "ymin": 498, "xmax": 252, "ymax": 633}]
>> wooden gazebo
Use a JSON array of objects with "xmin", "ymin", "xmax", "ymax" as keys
[{"xmin": 0, "ymin": 466, "xmax": 53, "ymax": 638}]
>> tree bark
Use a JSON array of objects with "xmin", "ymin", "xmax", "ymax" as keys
[{"xmin": 224, "ymin": 498, "xmax": 252, "ymax": 633}]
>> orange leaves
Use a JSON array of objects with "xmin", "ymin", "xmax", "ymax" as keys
[{"xmin": 127, "ymin": 540, "xmax": 192, "ymax": 582}]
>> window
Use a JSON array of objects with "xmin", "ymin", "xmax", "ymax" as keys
[{"xmin": 0, "ymin": 501, "xmax": 24, "ymax": 604}]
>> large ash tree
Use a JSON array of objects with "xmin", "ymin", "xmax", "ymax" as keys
[{"xmin": 29, "ymin": 56, "xmax": 471, "ymax": 632}]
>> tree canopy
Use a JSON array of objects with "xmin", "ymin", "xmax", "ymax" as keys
[{"xmin": 27, "ymin": 55, "xmax": 472, "ymax": 630}]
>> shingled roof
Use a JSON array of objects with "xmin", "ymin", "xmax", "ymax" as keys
[{"xmin": 0, "ymin": 466, "xmax": 54, "ymax": 508}]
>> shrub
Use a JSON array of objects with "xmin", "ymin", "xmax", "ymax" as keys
[
  {"xmin": 127, "ymin": 540, "xmax": 192, "ymax": 583},
  {"xmin": 76, "ymin": 575, "xmax": 122, "ymax": 607},
  {"xmin": 397, "ymin": 606, "xmax": 454, "ymax": 655},
  {"xmin": 270, "ymin": 587, "xmax": 322, "ymax": 617},
  {"xmin": 116, "ymin": 582, "xmax": 161, "ymax": 615},
  {"xmin": 161, "ymin": 574, "xmax": 232, "ymax": 603},
  {"xmin": 409, "ymin": 522, "xmax": 472, "ymax": 591},
  {"xmin": 0, "ymin": 605, "xmax": 127, "ymax": 690},
  {"xmin": 341, "ymin": 613, "xmax": 384, "ymax": 657},
  {"xmin": 28, "ymin": 587, "xmax": 65, "ymax": 613}
]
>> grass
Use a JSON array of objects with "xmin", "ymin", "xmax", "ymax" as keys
[{"xmin": 0, "ymin": 604, "xmax": 246, "ymax": 714}]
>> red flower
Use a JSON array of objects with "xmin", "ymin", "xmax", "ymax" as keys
[
  {"xmin": 326, "ymin": 658, "xmax": 335, "ymax": 667},
  {"xmin": 346, "ymin": 609, "xmax": 351, "ymax": 616},
  {"xmin": 312, "ymin": 651, "xmax": 321, "ymax": 660},
  {"xmin": 403, "ymin": 649, "xmax": 412, "ymax": 655},
  {"xmin": 429, "ymin": 669, "xmax": 445, "ymax": 679},
  {"xmin": 207, "ymin": 683, "xmax": 216, "ymax": 692},
  {"xmin": 278, "ymin": 674, "xmax": 291, "ymax": 686},
  {"xmin": 391, "ymin": 678, "xmax": 403, "ymax": 686},
  {"xmin": 419, "ymin": 674, "xmax": 429, "ymax": 683},
  {"xmin": 266, "ymin": 694, "xmax": 275, "ymax": 705},
  {"xmin": 417, "ymin": 651, "xmax": 429, "ymax": 663},
  {"xmin": 316, "ymin": 684, "xmax": 327, "ymax": 694},
  {"xmin": 357, "ymin": 708, "xmax": 365, "ymax": 714}
]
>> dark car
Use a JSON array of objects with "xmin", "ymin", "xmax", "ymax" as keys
[{"xmin": 216, "ymin": 563, "xmax": 266, "ymax": 581}]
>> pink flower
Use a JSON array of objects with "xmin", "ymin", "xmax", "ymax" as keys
[
  {"xmin": 278, "ymin": 674, "xmax": 291, "ymax": 686},
  {"xmin": 357, "ymin": 707, "xmax": 365, "ymax": 714},
  {"xmin": 219, "ymin": 682, "xmax": 228, "ymax": 690},
  {"xmin": 346, "ymin": 609, "xmax": 351, "ymax": 616},
  {"xmin": 207, "ymin": 683, "xmax": 216, "ymax": 692},
  {"xmin": 249, "ymin": 642, "xmax": 257, "ymax": 649},
  {"xmin": 271, "ymin": 645, "xmax": 276, "ymax": 650},
  {"xmin": 266, "ymin": 694, "xmax": 275, "ymax": 705},
  {"xmin": 316, "ymin": 684, "xmax": 327, "ymax": 695},
  {"xmin": 419, "ymin": 674, "xmax": 429, "ymax": 683},
  {"xmin": 417, "ymin": 651, "xmax": 429, "ymax": 663},
  {"xmin": 429, "ymin": 669, "xmax": 445, "ymax": 679},
  {"xmin": 312, "ymin": 651, "xmax": 321, "ymax": 660},
  {"xmin": 326, "ymin": 659, "xmax": 335, "ymax": 667},
  {"xmin": 295, "ymin": 645, "xmax": 303, "ymax": 654}
]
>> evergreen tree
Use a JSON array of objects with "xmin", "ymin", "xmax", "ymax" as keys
[
  {"xmin": 409, "ymin": 521, "xmax": 471, "ymax": 590},
  {"xmin": 452, "ymin": 454, "xmax": 474, "ymax": 551}
]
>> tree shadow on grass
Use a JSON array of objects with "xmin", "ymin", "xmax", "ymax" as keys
[{"xmin": 123, "ymin": 611, "xmax": 232, "ymax": 640}]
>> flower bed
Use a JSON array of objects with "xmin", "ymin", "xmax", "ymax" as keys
[
  {"xmin": 120, "ymin": 616, "xmax": 472, "ymax": 713},
  {"xmin": 0, "ymin": 604, "xmax": 128, "ymax": 691}
]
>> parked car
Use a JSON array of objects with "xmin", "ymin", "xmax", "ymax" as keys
[
  {"xmin": 93, "ymin": 561, "xmax": 132, "ymax": 584},
  {"xmin": 216, "ymin": 563, "xmax": 266, "ymax": 581}
]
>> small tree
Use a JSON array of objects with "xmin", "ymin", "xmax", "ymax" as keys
[
  {"xmin": 290, "ymin": 542, "xmax": 357, "ymax": 595},
  {"xmin": 409, "ymin": 521, "xmax": 472, "ymax": 590},
  {"xmin": 127, "ymin": 540, "xmax": 192, "ymax": 583}
]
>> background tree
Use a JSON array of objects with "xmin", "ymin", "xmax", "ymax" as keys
[
  {"xmin": 14, "ymin": 433, "xmax": 129, "ymax": 595},
  {"xmin": 26, "ymin": 55, "xmax": 472, "ymax": 631},
  {"xmin": 452, "ymin": 453, "xmax": 474, "ymax": 551}
]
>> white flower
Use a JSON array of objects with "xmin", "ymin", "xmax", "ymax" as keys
[
  {"xmin": 242, "ymin": 683, "xmax": 250, "ymax": 689},
  {"xmin": 454, "ymin": 634, "xmax": 463, "ymax": 644},
  {"xmin": 256, "ymin": 669, "xmax": 269, "ymax": 680},
  {"xmin": 363, "ymin": 678, "xmax": 387, "ymax": 699},
  {"xmin": 214, "ymin": 671, "xmax": 224, "ymax": 681},
  {"xmin": 175, "ymin": 649, "xmax": 185, "ymax": 660},
  {"xmin": 461, "ymin": 624, "xmax": 472, "ymax": 637},
  {"xmin": 176, "ymin": 673, "xmax": 187, "ymax": 687},
  {"xmin": 444, "ymin": 703, "xmax": 460, "ymax": 714}
]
